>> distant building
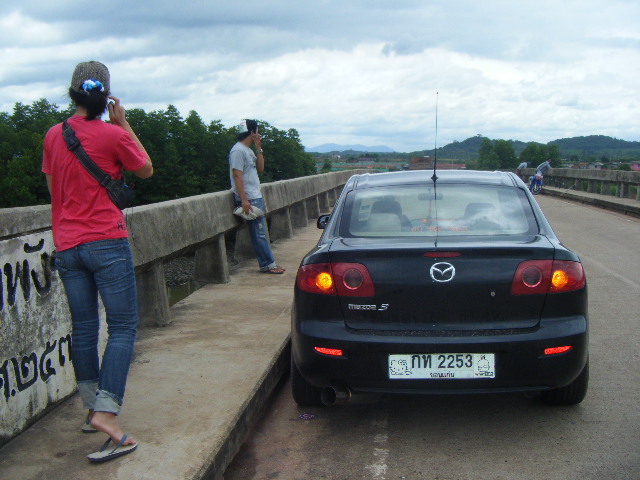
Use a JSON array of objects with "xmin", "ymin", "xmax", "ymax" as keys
[
  {"xmin": 409, "ymin": 156, "xmax": 433, "ymax": 170},
  {"xmin": 571, "ymin": 162, "xmax": 603, "ymax": 170},
  {"xmin": 408, "ymin": 156, "xmax": 466, "ymax": 170}
]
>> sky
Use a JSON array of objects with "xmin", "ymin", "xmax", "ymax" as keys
[{"xmin": 1, "ymin": 0, "xmax": 638, "ymax": 153}]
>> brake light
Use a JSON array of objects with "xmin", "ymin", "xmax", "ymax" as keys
[
  {"xmin": 424, "ymin": 252, "xmax": 461, "ymax": 258},
  {"xmin": 544, "ymin": 345, "xmax": 572, "ymax": 355},
  {"xmin": 314, "ymin": 347, "xmax": 343, "ymax": 356},
  {"xmin": 511, "ymin": 260, "xmax": 585, "ymax": 295},
  {"xmin": 296, "ymin": 262, "xmax": 375, "ymax": 297}
]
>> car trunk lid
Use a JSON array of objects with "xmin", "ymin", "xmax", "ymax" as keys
[{"xmin": 328, "ymin": 236, "xmax": 555, "ymax": 332}]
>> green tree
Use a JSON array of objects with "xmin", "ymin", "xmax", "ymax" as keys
[
  {"xmin": 477, "ymin": 138, "xmax": 499, "ymax": 170},
  {"xmin": 0, "ymin": 99, "xmax": 69, "ymax": 207},
  {"xmin": 320, "ymin": 159, "xmax": 333, "ymax": 173},
  {"xmin": 548, "ymin": 144, "xmax": 561, "ymax": 164},
  {"xmin": 494, "ymin": 140, "xmax": 517, "ymax": 169},
  {"xmin": 519, "ymin": 143, "xmax": 560, "ymax": 169},
  {"xmin": 0, "ymin": 100, "xmax": 317, "ymax": 208},
  {"xmin": 260, "ymin": 123, "xmax": 315, "ymax": 181},
  {"xmin": 519, "ymin": 143, "xmax": 545, "ymax": 168},
  {"xmin": 124, "ymin": 105, "xmax": 199, "ymax": 203}
]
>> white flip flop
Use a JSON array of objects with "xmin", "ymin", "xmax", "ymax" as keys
[{"xmin": 87, "ymin": 434, "xmax": 137, "ymax": 463}]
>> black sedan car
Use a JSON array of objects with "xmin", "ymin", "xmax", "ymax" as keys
[{"xmin": 291, "ymin": 170, "xmax": 588, "ymax": 406}]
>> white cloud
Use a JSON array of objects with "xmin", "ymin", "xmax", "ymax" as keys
[
  {"xmin": 0, "ymin": 11, "xmax": 62, "ymax": 47},
  {"xmin": 0, "ymin": 0, "xmax": 639, "ymax": 151}
]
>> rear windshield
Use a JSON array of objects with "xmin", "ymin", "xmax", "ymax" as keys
[{"xmin": 340, "ymin": 184, "xmax": 538, "ymax": 238}]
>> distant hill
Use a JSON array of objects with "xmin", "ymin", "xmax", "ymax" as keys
[
  {"xmin": 547, "ymin": 135, "xmax": 640, "ymax": 158},
  {"xmin": 307, "ymin": 135, "xmax": 640, "ymax": 161},
  {"xmin": 307, "ymin": 143, "xmax": 395, "ymax": 153},
  {"xmin": 411, "ymin": 135, "xmax": 640, "ymax": 161}
]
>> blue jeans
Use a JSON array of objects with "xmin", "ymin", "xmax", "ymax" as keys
[
  {"xmin": 55, "ymin": 239, "xmax": 138, "ymax": 415},
  {"xmin": 234, "ymin": 196, "xmax": 276, "ymax": 271}
]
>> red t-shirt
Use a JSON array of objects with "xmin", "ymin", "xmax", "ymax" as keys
[{"xmin": 42, "ymin": 115, "xmax": 148, "ymax": 251}]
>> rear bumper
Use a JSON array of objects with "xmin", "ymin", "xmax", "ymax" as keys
[{"xmin": 292, "ymin": 315, "xmax": 588, "ymax": 394}]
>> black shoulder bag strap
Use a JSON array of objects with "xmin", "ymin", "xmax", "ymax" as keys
[
  {"xmin": 61, "ymin": 120, "xmax": 135, "ymax": 209},
  {"xmin": 61, "ymin": 120, "xmax": 113, "ymax": 188}
]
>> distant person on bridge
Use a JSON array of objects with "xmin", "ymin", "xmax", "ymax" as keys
[
  {"xmin": 42, "ymin": 61, "xmax": 153, "ymax": 462},
  {"xmin": 516, "ymin": 161, "xmax": 528, "ymax": 177},
  {"xmin": 536, "ymin": 159, "xmax": 552, "ymax": 175},
  {"xmin": 229, "ymin": 119, "xmax": 285, "ymax": 274}
]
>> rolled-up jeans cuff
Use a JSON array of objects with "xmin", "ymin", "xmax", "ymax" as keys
[
  {"xmin": 77, "ymin": 380, "xmax": 98, "ymax": 410},
  {"xmin": 260, "ymin": 262, "xmax": 277, "ymax": 271},
  {"xmin": 93, "ymin": 390, "xmax": 122, "ymax": 415}
]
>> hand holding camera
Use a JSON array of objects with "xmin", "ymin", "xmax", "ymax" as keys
[{"xmin": 107, "ymin": 96, "xmax": 128, "ymax": 128}]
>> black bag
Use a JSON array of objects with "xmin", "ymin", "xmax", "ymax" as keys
[
  {"xmin": 62, "ymin": 121, "xmax": 135, "ymax": 209},
  {"xmin": 104, "ymin": 178, "xmax": 135, "ymax": 210}
]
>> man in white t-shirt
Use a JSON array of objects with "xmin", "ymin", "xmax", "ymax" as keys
[{"xmin": 229, "ymin": 119, "xmax": 285, "ymax": 274}]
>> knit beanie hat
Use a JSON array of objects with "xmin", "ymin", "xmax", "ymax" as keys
[{"xmin": 70, "ymin": 61, "xmax": 110, "ymax": 95}]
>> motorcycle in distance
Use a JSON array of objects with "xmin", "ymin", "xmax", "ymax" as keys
[{"xmin": 530, "ymin": 172, "xmax": 544, "ymax": 195}]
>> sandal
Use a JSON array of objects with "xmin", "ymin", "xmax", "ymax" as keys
[
  {"xmin": 261, "ymin": 266, "xmax": 286, "ymax": 274},
  {"xmin": 87, "ymin": 434, "xmax": 137, "ymax": 463},
  {"xmin": 82, "ymin": 412, "xmax": 97, "ymax": 433}
]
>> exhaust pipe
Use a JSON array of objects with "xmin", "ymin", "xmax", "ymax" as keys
[
  {"xmin": 321, "ymin": 386, "xmax": 351, "ymax": 406},
  {"xmin": 320, "ymin": 386, "xmax": 381, "ymax": 406}
]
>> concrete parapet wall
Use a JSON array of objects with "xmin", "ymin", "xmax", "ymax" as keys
[
  {"xmin": 0, "ymin": 229, "xmax": 84, "ymax": 447},
  {"xmin": 520, "ymin": 168, "xmax": 640, "ymax": 200},
  {"xmin": 127, "ymin": 170, "xmax": 354, "ymax": 267},
  {"xmin": 0, "ymin": 170, "xmax": 362, "ymax": 446},
  {"xmin": 0, "ymin": 205, "xmax": 52, "ymax": 238}
]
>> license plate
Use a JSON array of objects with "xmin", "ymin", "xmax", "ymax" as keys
[{"xmin": 388, "ymin": 353, "xmax": 495, "ymax": 379}]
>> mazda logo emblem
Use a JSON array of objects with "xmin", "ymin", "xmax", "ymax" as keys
[{"xmin": 430, "ymin": 262, "xmax": 455, "ymax": 282}]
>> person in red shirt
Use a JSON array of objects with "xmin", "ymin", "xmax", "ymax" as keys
[{"xmin": 42, "ymin": 61, "xmax": 153, "ymax": 462}]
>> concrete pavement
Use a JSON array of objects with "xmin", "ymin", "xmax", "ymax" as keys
[
  {"xmin": 0, "ymin": 223, "xmax": 322, "ymax": 480},
  {"xmin": 543, "ymin": 185, "xmax": 640, "ymax": 218}
]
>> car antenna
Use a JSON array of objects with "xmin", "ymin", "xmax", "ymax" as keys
[
  {"xmin": 432, "ymin": 91, "xmax": 439, "ymax": 182},
  {"xmin": 432, "ymin": 91, "xmax": 439, "ymax": 248}
]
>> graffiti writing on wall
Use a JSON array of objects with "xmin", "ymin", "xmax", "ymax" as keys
[
  {"xmin": 1, "ymin": 238, "xmax": 55, "ymax": 311},
  {"xmin": 0, "ymin": 335, "xmax": 72, "ymax": 402}
]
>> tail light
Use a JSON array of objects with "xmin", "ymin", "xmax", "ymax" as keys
[
  {"xmin": 297, "ymin": 263, "xmax": 335, "ymax": 295},
  {"xmin": 544, "ymin": 345, "xmax": 572, "ymax": 356},
  {"xmin": 314, "ymin": 347, "xmax": 344, "ymax": 356},
  {"xmin": 511, "ymin": 260, "xmax": 585, "ymax": 295},
  {"xmin": 297, "ymin": 262, "xmax": 375, "ymax": 297}
]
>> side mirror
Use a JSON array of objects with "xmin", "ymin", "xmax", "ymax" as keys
[{"xmin": 317, "ymin": 214, "xmax": 330, "ymax": 229}]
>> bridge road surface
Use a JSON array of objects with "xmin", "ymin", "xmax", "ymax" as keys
[{"xmin": 224, "ymin": 195, "xmax": 640, "ymax": 480}]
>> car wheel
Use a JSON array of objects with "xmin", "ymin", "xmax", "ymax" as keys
[
  {"xmin": 540, "ymin": 359, "xmax": 589, "ymax": 405},
  {"xmin": 291, "ymin": 356, "xmax": 323, "ymax": 406}
]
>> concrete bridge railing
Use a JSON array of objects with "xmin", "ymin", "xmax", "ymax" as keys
[
  {"xmin": 520, "ymin": 167, "xmax": 640, "ymax": 200},
  {"xmin": 0, "ymin": 170, "xmax": 363, "ymax": 446}
]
